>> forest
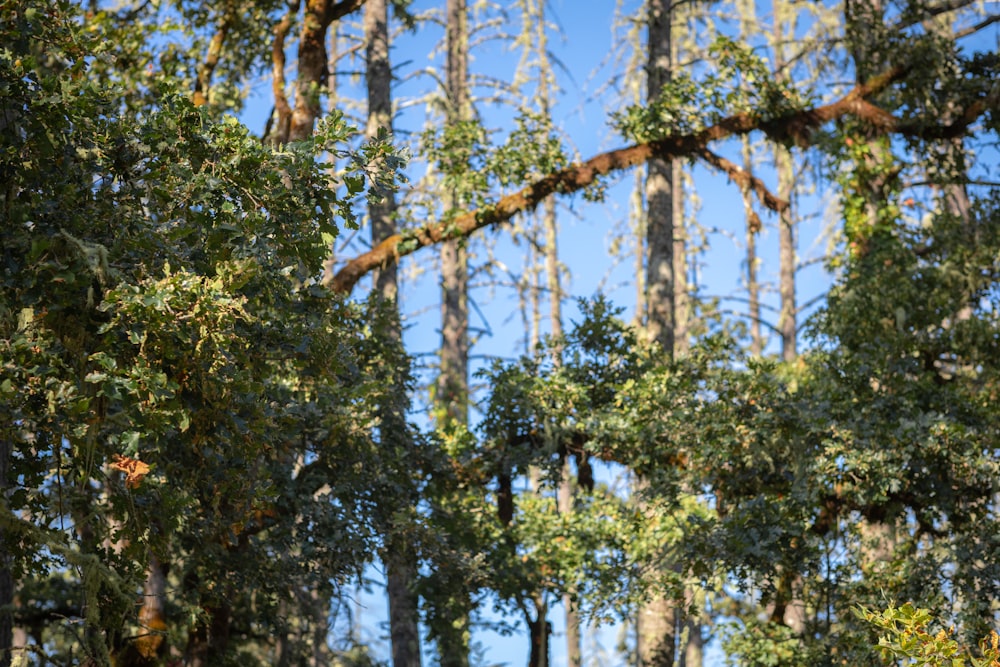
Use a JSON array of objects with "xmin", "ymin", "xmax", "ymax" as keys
[{"xmin": 1, "ymin": 0, "xmax": 998, "ymax": 665}]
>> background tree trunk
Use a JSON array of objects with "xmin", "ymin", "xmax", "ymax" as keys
[
  {"xmin": 367, "ymin": 3, "xmax": 421, "ymax": 666},
  {"xmin": 644, "ymin": 0, "xmax": 675, "ymax": 356},
  {"xmin": 435, "ymin": 2, "xmax": 472, "ymax": 664},
  {"xmin": 638, "ymin": 1, "xmax": 677, "ymax": 665}
]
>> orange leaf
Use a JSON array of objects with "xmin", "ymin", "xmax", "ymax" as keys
[{"xmin": 110, "ymin": 455, "xmax": 151, "ymax": 489}]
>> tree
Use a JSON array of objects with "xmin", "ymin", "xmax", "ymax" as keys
[
  {"xmin": 3, "ymin": 2, "xmax": 999, "ymax": 666},
  {"xmin": 1, "ymin": 2, "xmax": 407, "ymax": 663}
]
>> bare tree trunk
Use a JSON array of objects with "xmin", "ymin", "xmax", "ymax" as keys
[
  {"xmin": 773, "ymin": 11, "xmax": 796, "ymax": 361},
  {"xmin": 672, "ymin": 161, "xmax": 688, "ymax": 355},
  {"xmin": 366, "ymin": 3, "xmax": 422, "ymax": 666},
  {"xmin": 644, "ymin": 0, "xmax": 674, "ymax": 356},
  {"xmin": 387, "ymin": 547, "xmax": 423, "ymax": 667},
  {"xmin": 434, "ymin": 3, "xmax": 473, "ymax": 665},
  {"xmin": 438, "ymin": 0, "xmax": 470, "ymax": 424},
  {"xmin": 741, "ymin": 136, "xmax": 762, "ymax": 356},
  {"xmin": 775, "ymin": 145, "xmax": 796, "ymax": 361},
  {"xmin": 633, "ymin": 169, "xmax": 646, "ymax": 327},
  {"xmin": 366, "ymin": 0, "xmax": 397, "ymax": 300},
  {"xmin": 638, "ymin": 1, "xmax": 677, "ymax": 665}
]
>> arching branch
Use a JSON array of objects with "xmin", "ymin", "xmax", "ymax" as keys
[
  {"xmin": 695, "ymin": 147, "xmax": 789, "ymax": 214},
  {"xmin": 329, "ymin": 63, "xmax": 990, "ymax": 296}
]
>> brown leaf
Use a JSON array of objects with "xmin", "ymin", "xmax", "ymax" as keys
[{"xmin": 110, "ymin": 455, "xmax": 151, "ymax": 489}]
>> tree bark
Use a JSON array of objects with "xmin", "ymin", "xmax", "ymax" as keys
[
  {"xmin": 741, "ymin": 136, "xmax": 762, "ymax": 356},
  {"xmin": 435, "ymin": 2, "xmax": 472, "ymax": 665},
  {"xmin": 643, "ymin": 0, "xmax": 674, "ymax": 355},
  {"xmin": 288, "ymin": 0, "xmax": 370, "ymax": 141},
  {"xmin": 672, "ymin": 160, "xmax": 688, "ymax": 355},
  {"xmin": 438, "ymin": 0, "xmax": 469, "ymax": 422},
  {"xmin": 527, "ymin": 596, "xmax": 550, "ymax": 667},
  {"xmin": 772, "ymin": 8, "xmax": 797, "ymax": 362},
  {"xmin": 366, "ymin": 3, "xmax": 422, "ymax": 666},
  {"xmin": 775, "ymin": 144, "xmax": 796, "ymax": 361},
  {"xmin": 638, "ymin": 1, "xmax": 677, "ymax": 665},
  {"xmin": 387, "ymin": 547, "xmax": 422, "ymax": 667},
  {"xmin": 366, "ymin": 0, "xmax": 397, "ymax": 299}
]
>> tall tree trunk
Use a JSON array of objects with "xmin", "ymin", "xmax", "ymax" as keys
[
  {"xmin": 527, "ymin": 0, "xmax": 579, "ymax": 658},
  {"xmin": 771, "ymin": 8, "xmax": 797, "ymax": 362},
  {"xmin": 544, "ymin": 193, "xmax": 580, "ymax": 667},
  {"xmin": 672, "ymin": 160, "xmax": 688, "ymax": 355},
  {"xmin": 644, "ymin": 0, "xmax": 674, "ymax": 355},
  {"xmin": 775, "ymin": 145, "xmax": 796, "ymax": 361},
  {"xmin": 366, "ymin": 3, "xmax": 422, "ymax": 666},
  {"xmin": 634, "ymin": 168, "xmax": 646, "ymax": 327},
  {"xmin": 741, "ymin": 136, "xmax": 762, "ymax": 357},
  {"xmin": 638, "ymin": 1, "xmax": 677, "ymax": 665},
  {"xmin": 366, "ymin": 0, "xmax": 397, "ymax": 300},
  {"xmin": 438, "ymin": 0, "xmax": 470, "ymax": 424},
  {"xmin": 435, "ymin": 2, "xmax": 473, "ymax": 665}
]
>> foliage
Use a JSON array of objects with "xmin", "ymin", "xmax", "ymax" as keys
[
  {"xmin": 855, "ymin": 603, "xmax": 1000, "ymax": 667},
  {"xmin": 612, "ymin": 35, "xmax": 810, "ymax": 143},
  {"xmin": 2, "ymin": 0, "xmax": 999, "ymax": 665},
  {"xmin": 1, "ymin": 1, "xmax": 409, "ymax": 662}
]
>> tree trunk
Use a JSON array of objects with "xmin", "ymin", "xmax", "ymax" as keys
[
  {"xmin": 387, "ymin": 547, "xmax": 423, "ymax": 667},
  {"xmin": 638, "ymin": 1, "xmax": 678, "ymax": 665},
  {"xmin": 366, "ymin": 4, "xmax": 422, "ymax": 666},
  {"xmin": 771, "ymin": 7, "xmax": 797, "ymax": 361},
  {"xmin": 775, "ymin": 145, "xmax": 796, "ymax": 361},
  {"xmin": 438, "ymin": 0, "xmax": 469, "ymax": 423},
  {"xmin": 672, "ymin": 160, "xmax": 688, "ymax": 355},
  {"xmin": 290, "ymin": 0, "xmax": 330, "ymax": 141},
  {"xmin": 527, "ymin": 596, "xmax": 550, "ymax": 667},
  {"xmin": 366, "ymin": 0, "xmax": 397, "ymax": 300},
  {"xmin": 644, "ymin": 0, "xmax": 674, "ymax": 355},
  {"xmin": 741, "ymin": 136, "xmax": 762, "ymax": 357},
  {"xmin": 133, "ymin": 554, "xmax": 167, "ymax": 663},
  {"xmin": 434, "ymin": 2, "xmax": 473, "ymax": 665}
]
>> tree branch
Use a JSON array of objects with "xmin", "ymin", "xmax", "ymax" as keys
[
  {"xmin": 192, "ymin": 13, "xmax": 233, "ymax": 107},
  {"xmin": 328, "ymin": 63, "xmax": 994, "ymax": 296},
  {"xmin": 324, "ymin": 0, "xmax": 367, "ymax": 25},
  {"xmin": 696, "ymin": 147, "xmax": 789, "ymax": 214},
  {"xmin": 266, "ymin": 0, "xmax": 299, "ymax": 145}
]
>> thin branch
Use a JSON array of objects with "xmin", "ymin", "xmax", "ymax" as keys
[
  {"xmin": 267, "ymin": 0, "xmax": 299, "ymax": 145},
  {"xmin": 696, "ymin": 147, "xmax": 789, "ymax": 214},
  {"xmin": 953, "ymin": 14, "xmax": 1000, "ymax": 39},
  {"xmin": 192, "ymin": 13, "xmax": 233, "ymax": 106}
]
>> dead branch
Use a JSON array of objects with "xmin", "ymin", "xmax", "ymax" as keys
[{"xmin": 696, "ymin": 147, "xmax": 789, "ymax": 214}]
